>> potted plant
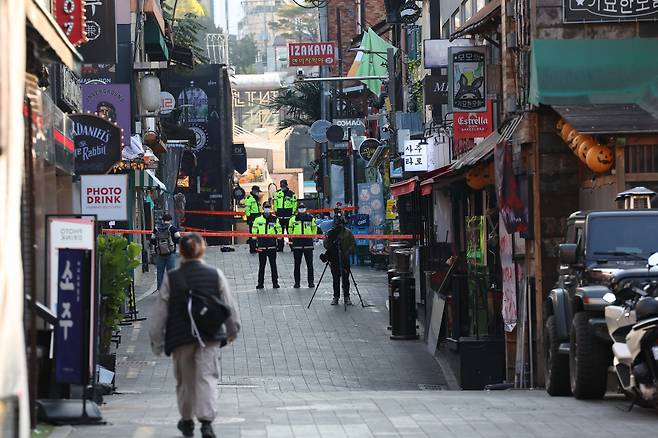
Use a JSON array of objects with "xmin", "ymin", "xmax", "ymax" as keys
[{"xmin": 97, "ymin": 235, "xmax": 141, "ymax": 356}]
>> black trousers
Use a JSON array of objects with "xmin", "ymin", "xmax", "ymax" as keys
[
  {"xmin": 277, "ymin": 217, "xmax": 290, "ymax": 251},
  {"xmin": 293, "ymin": 248, "xmax": 314, "ymax": 286},
  {"xmin": 257, "ymin": 249, "xmax": 278, "ymax": 286},
  {"xmin": 329, "ymin": 259, "xmax": 350, "ymax": 298}
]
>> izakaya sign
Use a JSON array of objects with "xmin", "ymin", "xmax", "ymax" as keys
[
  {"xmin": 53, "ymin": 0, "xmax": 87, "ymax": 46},
  {"xmin": 69, "ymin": 114, "xmax": 122, "ymax": 175},
  {"xmin": 288, "ymin": 42, "xmax": 337, "ymax": 67},
  {"xmin": 81, "ymin": 174, "xmax": 128, "ymax": 221},
  {"xmin": 564, "ymin": 0, "xmax": 658, "ymax": 22},
  {"xmin": 453, "ymin": 100, "xmax": 493, "ymax": 140},
  {"xmin": 449, "ymin": 46, "xmax": 487, "ymax": 112}
]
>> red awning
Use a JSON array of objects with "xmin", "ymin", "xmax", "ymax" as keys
[
  {"xmin": 420, "ymin": 178, "xmax": 434, "ymax": 196},
  {"xmin": 390, "ymin": 177, "xmax": 418, "ymax": 197}
]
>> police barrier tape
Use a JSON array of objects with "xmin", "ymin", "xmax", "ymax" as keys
[
  {"xmin": 176, "ymin": 206, "xmax": 357, "ymax": 216},
  {"xmin": 101, "ymin": 229, "xmax": 414, "ymax": 240}
]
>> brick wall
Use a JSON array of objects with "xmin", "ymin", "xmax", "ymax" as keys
[{"xmin": 326, "ymin": 0, "xmax": 387, "ymax": 76}]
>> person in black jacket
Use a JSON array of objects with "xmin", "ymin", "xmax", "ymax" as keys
[
  {"xmin": 150, "ymin": 214, "xmax": 181, "ymax": 291},
  {"xmin": 149, "ymin": 233, "xmax": 240, "ymax": 438}
]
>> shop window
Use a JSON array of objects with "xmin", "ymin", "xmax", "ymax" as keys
[
  {"xmin": 442, "ymin": 21, "xmax": 450, "ymax": 39},
  {"xmin": 476, "ymin": 0, "xmax": 486, "ymax": 12},
  {"xmin": 452, "ymin": 10, "xmax": 461, "ymax": 32},
  {"xmin": 625, "ymin": 144, "xmax": 658, "ymax": 174},
  {"xmin": 463, "ymin": 0, "xmax": 473, "ymax": 22}
]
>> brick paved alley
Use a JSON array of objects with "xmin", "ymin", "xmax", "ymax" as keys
[{"xmin": 58, "ymin": 246, "xmax": 658, "ymax": 438}]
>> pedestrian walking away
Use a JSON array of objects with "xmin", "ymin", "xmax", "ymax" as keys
[
  {"xmin": 273, "ymin": 179, "xmax": 297, "ymax": 252},
  {"xmin": 289, "ymin": 202, "xmax": 318, "ymax": 288},
  {"xmin": 149, "ymin": 233, "xmax": 241, "ymax": 438},
  {"xmin": 244, "ymin": 185, "xmax": 262, "ymax": 254},
  {"xmin": 252, "ymin": 202, "xmax": 282, "ymax": 289},
  {"xmin": 323, "ymin": 213, "xmax": 356, "ymax": 306},
  {"xmin": 151, "ymin": 213, "xmax": 181, "ymax": 292}
]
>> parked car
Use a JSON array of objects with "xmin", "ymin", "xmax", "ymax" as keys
[{"xmin": 544, "ymin": 209, "xmax": 658, "ymax": 399}]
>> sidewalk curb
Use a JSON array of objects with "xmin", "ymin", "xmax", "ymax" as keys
[{"xmin": 434, "ymin": 352, "xmax": 460, "ymax": 390}]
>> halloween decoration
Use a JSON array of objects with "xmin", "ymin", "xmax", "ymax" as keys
[
  {"xmin": 560, "ymin": 122, "xmax": 576, "ymax": 143},
  {"xmin": 586, "ymin": 145, "xmax": 614, "ymax": 173},
  {"xmin": 577, "ymin": 136, "xmax": 598, "ymax": 162},
  {"xmin": 466, "ymin": 162, "xmax": 495, "ymax": 190},
  {"xmin": 570, "ymin": 134, "xmax": 588, "ymax": 154}
]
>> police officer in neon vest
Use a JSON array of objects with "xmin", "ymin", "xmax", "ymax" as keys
[
  {"xmin": 273, "ymin": 179, "xmax": 297, "ymax": 252},
  {"xmin": 252, "ymin": 202, "xmax": 282, "ymax": 289},
  {"xmin": 289, "ymin": 203, "xmax": 318, "ymax": 288},
  {"xmin": 244, "ymin": 185, "xmax": 262, "ymax": 254}
]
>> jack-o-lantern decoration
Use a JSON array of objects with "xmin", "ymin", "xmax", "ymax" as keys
[
  {"xmin": 560, "ymin": 122, "xmax": 576, "ymax": 143},
  {"xmin": 466, "ymin": 165, "xmax": 487, "ymax": 190},
  {"xmin": 586, "ymin": 144, "xmax": 614, "ymax": 173},
  {"xmin": 577, "ymin": 136, "xmax": 598, "ymax": 162},
  {"xmin": 481, "ymin": 162, "xmax": 495, "ymax": 185},
  {"xmin": 570, "ymin": 134, "xmax": 588, "ymax": 154}
]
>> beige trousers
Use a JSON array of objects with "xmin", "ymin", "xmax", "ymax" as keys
[{"xmin": 171, "ymin": 341, "xmax": 221, "ymax": 421}]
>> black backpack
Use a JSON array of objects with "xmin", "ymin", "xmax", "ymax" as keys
[
  {"xmin": 155, "ymin": 226, "xmax": 175, "ymax": 255},
  {"xmin": 173, "ymin": 270, "xmax": 232, "ymax": 347}
]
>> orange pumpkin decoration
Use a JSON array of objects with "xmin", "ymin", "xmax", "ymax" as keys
[
  {"xmin": 560, "ymin": 122, "xmax": 576, "ymax": 143},
  {"xmin": 466, "ymin": 166, "xmax": 487, "ymax": 190},
  {"xmin": 483, "ymin": 162, "xmax": 495, "ymax": 185},
  {"xmin": 577, "ymin": 136, "xmax": 598, "ymax": 162},
  {"xmin": 556, "ymin": 119, "xmax": 565, "ymax": 131},
  {"xmin": 586, "ymin": 145, "xmax": 614, "ymax": 173},
  {"xmin": 570, "ymin": 134, "xmax": 587, "ymax": 154}
]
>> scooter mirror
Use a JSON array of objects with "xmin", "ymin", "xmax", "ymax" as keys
[
  {"xmin": 648, "ymin": 252, "xmax": 658, "ymax": 268},
  {"xmin": 603, "ymin": 292, "xmax": 616, "ymax": 304}
]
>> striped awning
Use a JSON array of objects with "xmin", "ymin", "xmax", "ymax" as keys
[{"xmin": 133, "ymin": 169, "xmax": 166, "ymax": 190}]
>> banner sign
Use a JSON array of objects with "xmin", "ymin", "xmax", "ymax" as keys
[
  {"xmin": 81, "ymin": 64, "xmax": 116, "ymax": 85},
  {"xmin": 82, "ymin": 83, "xmax": 131, "ymax": 146},
  {"xmin": 288, "ymin": 42, "xmax": 337, "ymax": 67},
  {"xmin": 453, "ymin": 100, "xmax": 493, "ymax": 140},
  {"xmin": 449, "ymin": 46, "xmax": 487, "ymax": 112},
  {"xmin": 81, "ymin": 174, "xmax": 128, "ymax": 221},
  {"xmin": 55, "ymin": 248, "xmax": 91, "ymax": 385},
  {"xmin": 403, "ymin": 139, "xmax": 427, "ymax": 172},
  {"xmin": 564, "ymin": 0, "xmax": 658, "ymax": 23},
  {"xmin": 358, "ymin": 138, "xmax": 381, "ymax": 162},
  {"xmin": 53, "ymin": 0, "xmax": 87, "ymax": 46},
  {"xmin": 232, "ymin": 143, "xmax": 247, "ymax": 174},
  {"xmin": 423, "ymin": 74, "xmax": 449, "ymax": 105},
  {"xmin": 69, "ymin": 113, "xmax": 122, "ymax": 175},
  {"xmin": 78, "ymin": 0, "xmax": 117, "ymax": 63},
  {"xmin": 500, "ymin": 214, "xmax": 517, "ymax": 332}
]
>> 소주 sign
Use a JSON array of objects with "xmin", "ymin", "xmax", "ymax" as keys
[
  {"xmin": 80, "ymin": 174, "xmax": 128, "ymax": 221},
  {"xmin": 69, "ymin": 114, "xmax": 122, "ymax": 175}
]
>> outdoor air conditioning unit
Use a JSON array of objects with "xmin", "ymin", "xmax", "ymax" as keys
[{"xmin": 616, "ymin": 187, "xmax": 656, "ymax": 210}]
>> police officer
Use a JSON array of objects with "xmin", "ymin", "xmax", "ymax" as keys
[
  {"xmin": 289, "ymin": 203, "xmax": 318, "ymax": 288},
  {"xmin": 244, "ymin": 185, "xmax": 262, "ymax": 253},
  {"xmin": 323, "ymin": 214, "xmax": 356, "ymax": 305},
  {"xmin": 273, "ymin": 179, "xmax": 297, "ymax": 252},
  {"xmin": 252, "ymin": 202, "xmax": 282, "ymax": 289}
]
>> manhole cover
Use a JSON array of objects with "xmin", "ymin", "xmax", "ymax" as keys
[{"xmin": 418, "ymin": 384, "xmax": 444, "ymax": 391}]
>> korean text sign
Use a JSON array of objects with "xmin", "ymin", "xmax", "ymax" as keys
[
  {"xmin": 403, "ymin": 139, "xmax": 427, "ymax": 172},
  {"xmin": 53, "ymin": 0, "xmax": 87, "ymax": 46},
  {"xmin": 288, "ymin": 42, "xmax": 337, "ymax": 67},
  {"xmin": 81, "ymin": 174, "xmax": 128, "ymax": 221},
  {"xmin": 449, "ymin": 46, "xmax": 487, "ymax": 113},
  {"xmin": 55, "ymin": 248, "xmax": 92, "ymax": 385},
  {"xmin": 564, "ymin": 0, "xmax": 658, "ymax": 23}
]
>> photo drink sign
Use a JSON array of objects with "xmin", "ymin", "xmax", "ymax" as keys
[
  {"xmin": 448, "ymin": 46, "xmax": 487, "ymax": 112},
  {"xmin": 80, "ymin": 174, "xmax": 128, "ymax": 221}
]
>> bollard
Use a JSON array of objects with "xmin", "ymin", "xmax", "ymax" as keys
[{"xmin": 390, "ymin": 274, "xmax": 419, "ymax": 340}]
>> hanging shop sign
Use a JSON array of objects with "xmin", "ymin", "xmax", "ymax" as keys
[
  {"xmin": 403, "ymin": 139, "xmax": 427, "ymax": 172},
  {"xmin": 232, "ymin": 143, "xmax": 247, "ymax": 174},
  {"xmin": 423, "ymin": 39, "xmax": 473, "ymax": 68},
  {"xmin": 54, "ymin": 64, "xmax": 82, "ymax": 113},
  {"xmin": 358, "ymin": 138, "xmax": 381, "ymax": 162},
  {"xmin": 399, "ymin": 0, "xmax": 422, "ymax": 24},
  {"xmin": 499, "ymin": 214, "xmax": 517, "ymax": 332},
  {"xmin": 386, "ymin": 199, "xmax": 398, "ymax": 220},
  {"xmin": 453, "ymin": 100, "xmax": 493, "ymax": 140},
  {"xmin": 82, "ymin": 83, "xmax": 131, "ymax": 146},
  {"xmin": 78, "ymin": 0, "xmax": 117, "ymax": 64},
  {"xmin": 69, "ymin": 113, "xmax": 123, "ymax": 175},
  {"xmin": 448, "ymin": 46, "xmax": 487, "ymax": 112},
  {"xmin": 423, "ymin": 74, "xmax": 449, "ymax": 105},
  {"xmin": 53, "ymin": 0, "xmax": 87, "ymax": 46},
  {"xmin": 288, "ymin": 42, "xmax": 337, "ymax": 67},
  {"xmin": 563, "ymin": 0, "xmax": 658, "ymax": 23},
  {"xmin": 80, "ymin": 64, "xmax": 116, "ymax": 85},
  {"xmin": 80, "ymin": 174, "xmax": 128, "ymax": 221},
  {"xmin": 47, "ymin": 216, "xmax": 96, "ymax": 385}
]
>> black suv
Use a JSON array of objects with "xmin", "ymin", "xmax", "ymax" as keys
[{"xmin": 544, "ymin": 209, "xmax": 658, "ymax": 399}]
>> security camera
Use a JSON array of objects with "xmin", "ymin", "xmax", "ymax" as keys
[{"xmin": 296, "ymin": 69, "xmax": 305, "ymax": 81}]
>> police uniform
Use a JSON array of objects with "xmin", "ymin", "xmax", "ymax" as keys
[
  {"xmin": 273, "ymin": 181, "xmax": 297, "ymax": 251},
  {"xmin": 289, "ymin": 208, "xmax": 318, "ymax": 288},
  {"xmin": 252, "ymin": 207, "xmax": 282, "ymax": 289},
  {"xmin": 244, "ymin": 187, "xmax": 261, "ymax": 253}
]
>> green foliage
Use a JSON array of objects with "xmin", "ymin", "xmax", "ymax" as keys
[
  {"xmin": 269, "ymin": 3, "xmax": 319, "ymax": 43},
  {"xmin": 162, "ymin": 0, "xmax": 210, "ymax": 65},
  {"xmin": 229, "ymin": 34, "xmax": 258, "ymax": 74},
  {"xmin": 406, "ymin": 58, "xmax": 423, "ymax": 112},
  {"xmin": 97, "ymin": 235, "xmax": 141, "ymax": 353},
  {"xmin": 268, "ymin": 81, "xmax": 322, "ymax": 131}
]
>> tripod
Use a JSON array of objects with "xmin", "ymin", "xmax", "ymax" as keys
[{"xmin": 307, "ymin": 236, "xmax": 367, "ymax": 311}]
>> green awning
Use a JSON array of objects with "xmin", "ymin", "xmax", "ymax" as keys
[
  {"xmin": 144, "ymin": 17, "xmax": 169, "ymax": 62},
  {"xmin": 529, "ymin": 38, "xmax": 658, "ymax": 118}
]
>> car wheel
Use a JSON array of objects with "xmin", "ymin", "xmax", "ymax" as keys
[
  {"xmin": 569, "ymin": 311, "xmax": 609, "ymax": 399},
  {"xmin": 544, "ymin": 315, "xmax": 571, "ymax": 396}
]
